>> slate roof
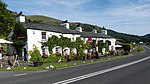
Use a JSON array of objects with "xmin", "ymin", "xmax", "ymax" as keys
[
  {"xmin": 97, "ymin": 33, "xmax": 113, "ymax": 38},
  {"xmin": 79, "ymin": 31, "xmax": 113, "ymax": 38},
  {"xmin": 24, "ymin": 22, "xmax": 113, "ymax": 38},
  {"xmin": 24, "ymin": 22, "xmax": 78, "ymax": 34}
]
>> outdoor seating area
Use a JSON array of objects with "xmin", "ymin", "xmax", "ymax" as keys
[
  {"xmin": 0, "ymin": 39, "xmax": 21, "ymax": 68},
  {"xmin": 0, "ymin": 50, "xmax": 21, "ymax": 68}
]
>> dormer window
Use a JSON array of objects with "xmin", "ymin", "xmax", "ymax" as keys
[{"xmin": 42, "ymin": 32, "xmax": 46, "ymax": 40}]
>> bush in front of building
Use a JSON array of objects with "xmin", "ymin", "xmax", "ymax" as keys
[
  {"xmin": 123, "ymin": 44, "xmax": 132, "ymax": 52},
  {"xmin": 42, "ymin": 54, "xmax": 60, "ymax": 63},
  {"xmin": 137, "ymin": 45, "xmax": 144, "ymax": 52}
]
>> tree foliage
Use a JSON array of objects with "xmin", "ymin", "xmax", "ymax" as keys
[
  {"xmin": 108, "ymin": 29, "xmax": 149, "ymax": 43},
  {"xmin": 12, "ymin": 23, "xmax": 27, "ymax": 56},
  {"xmin": 0, "ymin": 0, "xmax": 16, "ymax": 37},
  {"xmin": 57, "ymin": 36, "xmax": 71, "ymax": 48},
  {"xmin": 44, "ymin": 36, "xmax": 87, "ymax": 60},
  {"xmin": 44, "ymin": 35, "xmax": 59, "ymax": 52}
]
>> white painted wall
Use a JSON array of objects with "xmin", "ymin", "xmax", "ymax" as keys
[
  {"xmin": 105, "ymin": 38, "xmax": 116, "ymax": 51},
  {"xmin": 27, "ymin": 29, "xmax": 43, "ymax": 59},
  {"xmin": 74, "ymin": 34, "xmax": 81, "ymax": 41},
  {"xmin": 27, "ymin": 29, "xmax": 64, "ymax": 59},
  {"xmin": 63, "ymin": 34, "xmax": 74, "ymax": 41},
  {"xmin": 63, "ymin": 34, "xmax": 80, "ymax": 42},
  {"xmin": 47, "ymin": 32, "xmax": 62, "ymax": 38},
  {"xmin": 52, "ymin": 46, "xmax": 62, "ymax": 55},
  {"xmin": 82, "ymin": 37, "xmax": 116, "ymax": 53},
  {"xmin": 16, "ymin": 16, "xmax": 25, "ymax": 23}
]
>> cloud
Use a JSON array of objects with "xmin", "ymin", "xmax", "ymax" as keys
[
  {"xmin": 139, "ymin": 0, "xmax": 150, "ymax": 4},
  {"xmin": 35, "ymin": 0, "xmax": 91, "ymax": 8},
  {"xmin": 112, "ymin": 4, "xmax": 150, "ymax": 17},
  {"xmin": 53, "ymin": 0, "xmax": 91, "ymax": 7},
  {"xmin": 4, "ymin": 0, "xmax": 150, "ymax": 35}
]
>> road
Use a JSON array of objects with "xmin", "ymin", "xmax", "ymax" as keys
[{"xmin": 0, "ymin": 46, "xmax": 150, "ymax": 84}]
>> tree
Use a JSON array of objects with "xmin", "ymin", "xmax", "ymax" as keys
[
  {"xmin": 0, "ymin": 0, "xmax": 16, "ymax": 38},
  {"xmin": 12, "ymin": 23, "xmax": 27, "ymax": 57}
]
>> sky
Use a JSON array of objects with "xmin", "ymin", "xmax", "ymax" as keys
[{"xmin": 4, "ymin": 0, "xmax": 150, "ymax": 36}]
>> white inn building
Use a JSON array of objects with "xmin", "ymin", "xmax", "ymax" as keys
[{"xmin": 8, "ymin": 12, "xmax": 116, "ymax": 61}]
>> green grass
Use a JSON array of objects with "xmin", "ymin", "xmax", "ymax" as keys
[
  {"xmin": 27, "ymin": 15, "xmax": 62, "ymax": 27},
  {"xmin": 0, "ymin": 54, "xmax": 131, "ymax": 71},
  {"xmin": 137, "ymin": 45, "xmax": 144, "ymax": 52},
  {"xmin": 148, "ymin": 45, "xmax": 150, "ymax": 48}
]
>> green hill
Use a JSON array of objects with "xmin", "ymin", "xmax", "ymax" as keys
[
  {"xmin": 107, "ymin": 29, "xmax": 146, "ymax": 43},
  {"xmin": 26, "ymin": 15, "xmax": 149, "ymax": 43},
  {"xmin": 144, "ymin": 34, "xmax": 150, "ymax": 39},
  {"xmin": 27, "ymin": 15, "xmax": 62, "ymax": 27},
  {"xmin": 26, "ymin": 15, "xmax": 102, "ymax": 32}
]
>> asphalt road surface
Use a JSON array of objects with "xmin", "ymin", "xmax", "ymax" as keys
[{"xmin": 0, "ymin": 46, "xmax": 150, "ymax": 84}]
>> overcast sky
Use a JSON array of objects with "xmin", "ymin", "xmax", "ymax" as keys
[{"xmin": 4, "ymin": 0, "xmax": 150, "ymax": 36}]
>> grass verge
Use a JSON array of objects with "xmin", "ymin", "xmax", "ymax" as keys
[
  {"xmin": 0, "ymin": 54, "xmax": 131, "ymax": 71},
  {"xmin": 137, "ymin": 45, "xmax": 144, "ymax": 52}
]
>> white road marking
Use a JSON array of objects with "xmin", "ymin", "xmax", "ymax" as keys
[
  {"xmin": 145, "ymin": 45, "xmax": 150, "ymax": 49},
  {"xmin": 14, "ymin": 73, "xmax": 27, "ymax": 76},
  {"xmin": 53, "ymin": 56, "xmax": 150, "ymax": 84},
  {"xmin": 38, "ymin": 70, "xmax": 48, "ymax": 72}
]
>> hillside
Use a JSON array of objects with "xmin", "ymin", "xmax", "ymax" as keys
[
  {"xmin": 27, "ymin": 15, "xmax": 102, "ymax": 32},
  {"xmin": 26, "ymin": 15, "xmax": 149, "ymax": 43},
  {"xmin": 144, "ymin": 34, "xmax": 150, "ymax": 39},
  {"xmin": 27, "ymin": 15, "xmax": 62, "ymax": 27}
]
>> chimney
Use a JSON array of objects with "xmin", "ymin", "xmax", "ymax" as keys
[
  {"xmin": 92, "ymin": 26, "xmax": 97, "ymax": 33},
  {"xmin": 60, "ymin": 20, "xmax": 69, "ymax": 29},
  {"xmin": 16, "ymin": 11, "xmax": 25, "ymax": 23},
  {"xmin": 75, "ymin": 23, "xmax": 82, "ymax": 32},
  {"xmin": 101, "ymin": 30, "xmax": 107, "ymax": 35}
]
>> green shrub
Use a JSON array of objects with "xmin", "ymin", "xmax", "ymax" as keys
[
  {"xmin": 29, "ymin": 45, "xmax": 43, "ymax": 62},
  {"xmin": 123, "ymin": 44, "xmax": 132, "ymax": 52},
  {"xmin": 43, "ymin": 55, "xmax": 60, "ymax": 63},
  {"xmin": 137, "ymin": 45, "xmax": 144, "ymax": 52},
  {"xmin": 70, "ymin": 53, "xmax": 74, "ymax": 60}
]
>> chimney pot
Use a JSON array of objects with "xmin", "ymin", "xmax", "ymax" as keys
[
  {"xmin": 92, "ymin": 26, "xmax": 97, "ymax": 33},
  {"xmin": 76, "ymin": 23, "xmax": 82, "ymax": 32},
  {"xmin": 101, "ymin": 30, "xmax": 107, "ymax": 35},
  {"xmin": 16, "ymin": 11, "xmax": 25, "ymax": 23},
  {"xmin": 61, "ymin": 20, "xmax": 69, "ymax": 29}
]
